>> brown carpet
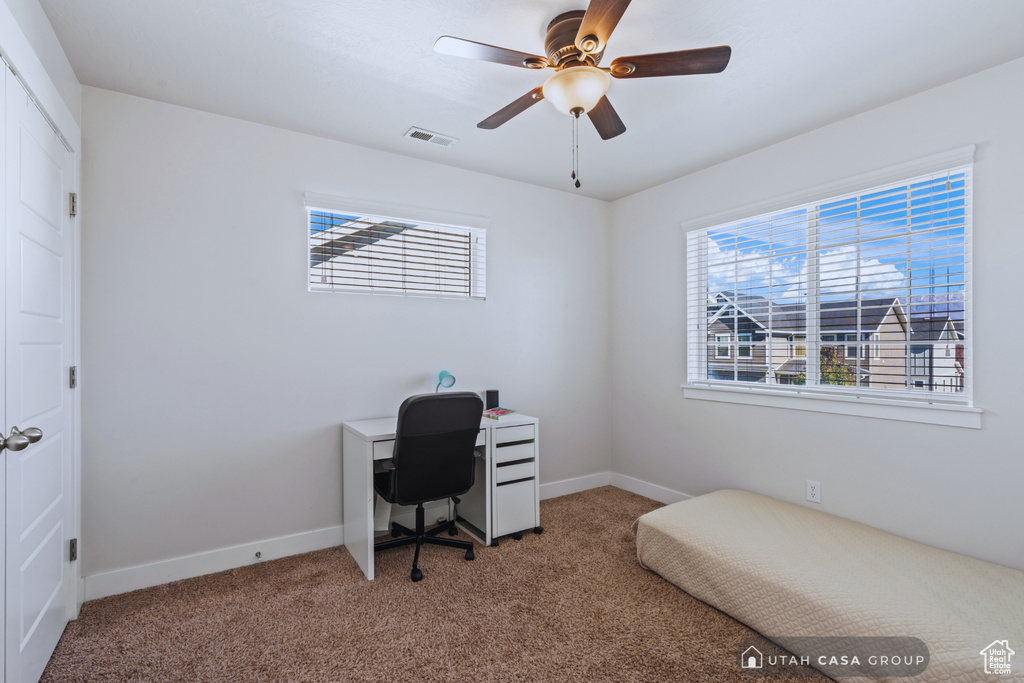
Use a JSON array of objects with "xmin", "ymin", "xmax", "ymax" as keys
[{"xmin": 42, "ymin": 487, "xmax": 822, "ymax": 682}]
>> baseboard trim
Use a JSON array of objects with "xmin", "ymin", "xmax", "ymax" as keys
[
  {"xmin": 83, "ymin": 525, "xmax": 344, "ymax": 601},
  {"xmin": 539, "ymin": 471, "xmax": 611, "ymax": 500},
  {"xmin": 609, "ymin": 473, "xmax": 692, "ymax": 505},
  {"xmin": 83, "ymin": 473, "xmax": 688, "ymax": 600}
]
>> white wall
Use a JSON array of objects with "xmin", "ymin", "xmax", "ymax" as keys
[
  {"xmin": 80, "ymin": 87, "xmax": 611, "ymax": 578},
  {"xmin": 610, "ymin": 57, "xmax": 1024, "ymax": 571}
]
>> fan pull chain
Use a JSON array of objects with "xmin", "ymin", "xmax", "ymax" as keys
[
  {"xmin": 569, "ymin": 109, "xmax": 576, "ymax": 184},
  {"xmin": 571, "ymin": 107, "xmax": 582, "ymax": 189}
]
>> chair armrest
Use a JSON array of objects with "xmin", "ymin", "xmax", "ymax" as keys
[
  {"xmin": 373, "ymin": 459, "xmax": 396, "ymax": 473},
  {"xmin": 474, "ymin": 446, "xmax": 485, "ymax": 459}
]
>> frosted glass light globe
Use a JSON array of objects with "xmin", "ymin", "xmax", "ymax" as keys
[{"xmin": 542, "ymin": 66, "xmax": 611, "ymax": 115}]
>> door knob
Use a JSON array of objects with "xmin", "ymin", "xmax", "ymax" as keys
[
  {"xmin": 1, "ymin": 433, "xmax": 29, "ymax": 452},
  {"xmin": 10, "ymin": 426, "xmax": 42, "ymax": 443},
  {"xmin": 1, "ymin": 426, "xmax": 42, "ymax": 452}
]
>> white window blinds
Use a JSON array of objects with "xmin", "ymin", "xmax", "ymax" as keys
[
  {"xmin": 686, "ymin": 162, "xmax": 972, "ymax": 405},
  {"xmin": 307, "ymin": 204, "xmax": 486, "ymax": 299}
]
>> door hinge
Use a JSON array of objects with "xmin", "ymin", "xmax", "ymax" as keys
[
  {"xmin": 69, "ymin": 538, "xmax": 78, "ymax": 562},
  {"xmin": 69, "ymin": 192, "xmax": 77, "ymax": 217},
  {"xmin": 69, "ymin": 365, "xmax": 77, "ymax": 389}
]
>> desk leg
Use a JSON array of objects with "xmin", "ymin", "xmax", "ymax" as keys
[
  {"xmin": 342, "ymin": 430, "xmax": 374, "ymax": 580},
  {"xmin": 453, "ymin": 454, "xmax": 490, "ymax": 546},
  {"xmin": 484, "ymin": 449, "xmax": 492, "ymax": 546}
]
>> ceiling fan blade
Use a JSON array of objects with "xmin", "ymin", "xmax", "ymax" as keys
[
  {"xmin": 477, "ymin": 87, "xmax": 545, "ymax": 129},
  {"xmin": 610, "ymin": 45, "xmax": 732, "ymax": 78},
  {"xmin": 575, "ymin": 0, "xmax": 633, "ymax": 54},
  {"xmin": 587, "ymin": 96, "xmax": 626, "ymax": 140},
  {"xmin": 434, "ymin": 36, "xmax": 549, "ymax": 69}
]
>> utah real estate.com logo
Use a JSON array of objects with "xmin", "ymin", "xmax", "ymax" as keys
[{"xmin": 980, "ymin": 640, "xmax": 1015, "ymax": 676}]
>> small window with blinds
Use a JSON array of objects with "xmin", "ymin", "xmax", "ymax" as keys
[
  {"xmin": 307, "ymin": 204, "xmax": 485, "ymax": 298},
  {"xmin": 686, "ymin": 162, "xmax": 972, "ymax": 406}
]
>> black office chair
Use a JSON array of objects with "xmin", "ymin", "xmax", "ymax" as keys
[{"xmin": 373, "ymin": 392, "xmax": 484, "ymax": 582}]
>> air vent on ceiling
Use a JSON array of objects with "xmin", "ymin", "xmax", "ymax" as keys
[{"xmin": 404, "ymin": 127, "xmax": 459, "ymax": 148}]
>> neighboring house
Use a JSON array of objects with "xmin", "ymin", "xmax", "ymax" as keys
[
  {"xmin": 706, "ymin": 292, "xmax": 772, "ymax": 383},
  {"xmin": 705, "ymin": 292, "xmax": 964, "ymax": 392},
  {"xmin": 910, "ymin": 317, "xmax": 965, "ymax": 392}
]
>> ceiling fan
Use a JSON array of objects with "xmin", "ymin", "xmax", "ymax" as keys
[{"xmin": 434, "ymin": 0, "xmax": 732, "ymax": 144}]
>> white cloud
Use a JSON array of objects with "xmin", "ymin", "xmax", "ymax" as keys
[
  {"xmin": 819, "ymin": 245, "xmax": 906, "ymax": 296},
  {"xmin": 705, "ymin": 239, "xmax": 906, "ymax": 300}
]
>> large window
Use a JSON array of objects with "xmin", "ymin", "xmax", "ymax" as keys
[
  {"xmin": 306, "ymin": 196, "xmax": 486, "ymax": 299},
  {"xmin": 686, "ymin": 160, "xmax": 972, "ymax": 409}
]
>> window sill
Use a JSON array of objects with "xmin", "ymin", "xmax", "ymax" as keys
[{"xmin": 682, "ymin": 385, "xmax": 982, "ymax": 429}]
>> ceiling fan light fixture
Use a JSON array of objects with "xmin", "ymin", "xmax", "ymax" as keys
[{"xmin": 542, "ymin": 66, "xmax": 611, "ymax": 115}]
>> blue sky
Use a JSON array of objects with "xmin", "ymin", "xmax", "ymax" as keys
[{"xmin": 705, "ymin": 173, "xmax": 967, "ymax": 308}]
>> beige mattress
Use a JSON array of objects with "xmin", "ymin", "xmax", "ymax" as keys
[{"xmin": 634, "ymin": 489, "xmax": 1024, "ymax": 682}]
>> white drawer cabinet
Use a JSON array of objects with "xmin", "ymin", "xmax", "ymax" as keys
[{"xmin": 490, "ymin": 418, "xmax": 540, "ymax": 544}]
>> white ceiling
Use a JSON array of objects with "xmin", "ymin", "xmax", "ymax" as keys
[{"xmin": 39, "ymin": 0, "xmax": 1024, "ymax": 201}]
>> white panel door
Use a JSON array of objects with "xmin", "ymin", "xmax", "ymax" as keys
[
  {"xmin": 0, "ymin": 59, "xmax": 7, "ymax": 683},
  {"xmin": 4, "ymin": 69, "xmax": 74, "ymax": 683}
]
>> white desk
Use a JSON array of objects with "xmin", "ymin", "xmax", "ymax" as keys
[{"xmin": 342, "ymin": 413, "xmax": 540, "ymax": 580}]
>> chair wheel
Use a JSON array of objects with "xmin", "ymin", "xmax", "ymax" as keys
[
  {"xmin": 490, "ymin": 539, "xmax": 499, "ymax": 547},
  {"xmin": 533, "ymin": 526, "xmax": 544, "ymax": 534},
  {"xmin": 448, "ymin": 526, "xmax": 458, "ymax": 536},
  {"xmin": 411, "ymin": 568, "xmax": 423, "ymax": 582},
  {"xmin": 512, "ymin": 531, "xmax": 523, "ymax": 541},
  {"xmin": 391, "ymin": 528, "xmax": 402, "ymax": 538},
  {"xmin": 465, "ymin": 548, "xmax": 474, "ymax": 561}
]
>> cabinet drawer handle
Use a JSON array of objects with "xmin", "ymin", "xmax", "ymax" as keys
[
  {"xmin": 496, "ymin": 457, "xmax": 534, "ymax": 467},
  {"xmin": 496, "ymin": 476, "xmax": 534, "ymax": 487},
  {"xmin": 496, "ymin": 439, "xmax": 534, "ymax": 448}
]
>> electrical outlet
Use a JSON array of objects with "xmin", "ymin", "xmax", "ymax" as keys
[{"xmin": 806, "ymin": 480, "xmax": 821, "ymax": 504}]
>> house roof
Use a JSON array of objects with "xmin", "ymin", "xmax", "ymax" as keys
[
  {"xmin": 710, "ymin": 293, "xmax": 963, "ymax": 343},
  {"xmin": 710, "ymin": 295, "xmax": 905, "ymax": 333},
  {"xmin": 775, "ymin": 298, "xmax": 906, "ymax": 332},
  {"xmin": 910, "ymin": 318, "xmax": 965, "ymax": 343},
  {"xmin": 774, "ymin": 359, "xmax": 806, "ymax": 375}
]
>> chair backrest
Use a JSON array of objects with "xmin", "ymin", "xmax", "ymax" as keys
[{"xmin": 390, "ymin": 392, "xmax": 484, "ymax": 506}]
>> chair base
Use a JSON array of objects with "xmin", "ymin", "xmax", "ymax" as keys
[{"xmin": 374, "ymin": 504, "xmax": 474, "ymax": 581}]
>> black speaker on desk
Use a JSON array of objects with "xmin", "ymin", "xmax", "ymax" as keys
[{"xmin": 484, "ymin": 390, "xmax": 499, "ymax": 410}]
